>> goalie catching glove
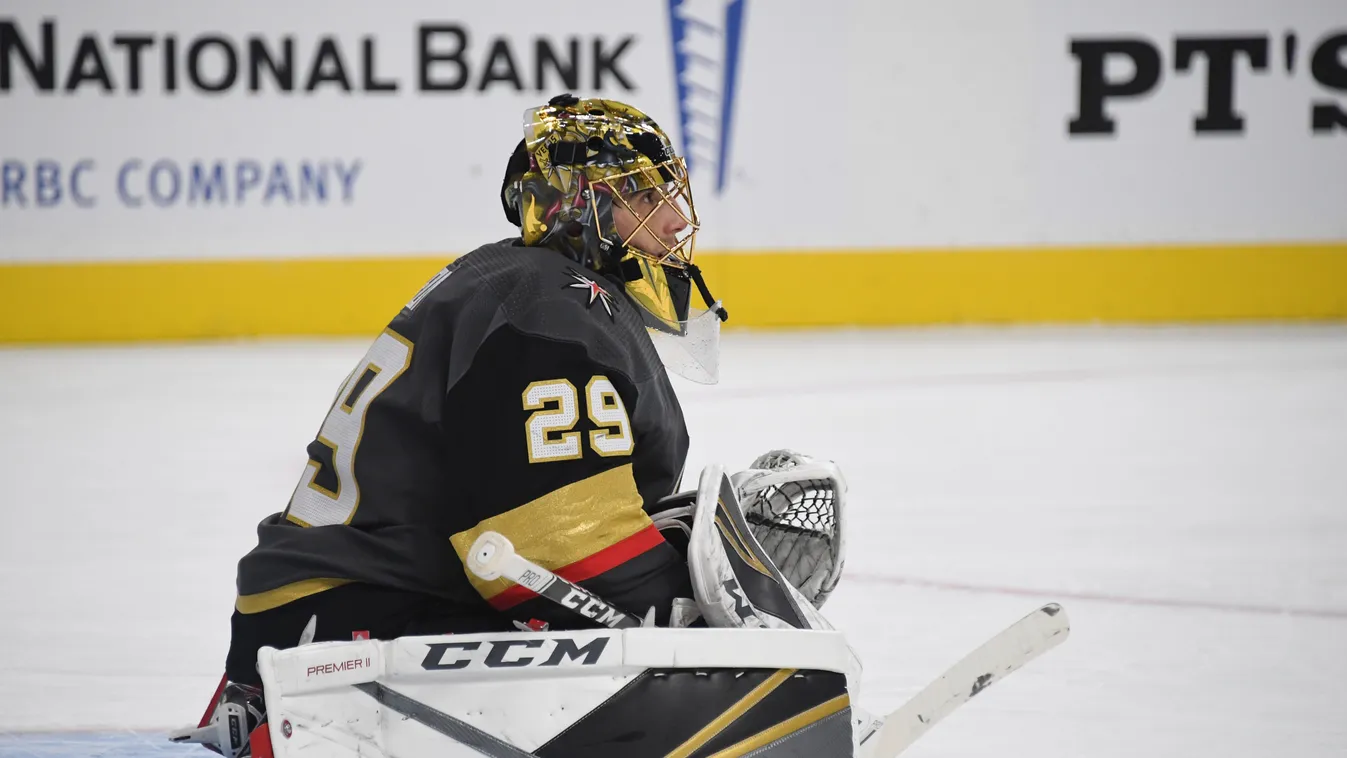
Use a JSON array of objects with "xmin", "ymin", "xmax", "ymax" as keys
[
  {"xmin": 650, "ymin": 449, "xmax": 846, "ymax": 619},
  {"xmin": 648, "ymin": 449, "xmax": 847, "ymax": 630},
  {"xmin": 733, "ymin": 449, "xmax": 847, "ymax": 609}
]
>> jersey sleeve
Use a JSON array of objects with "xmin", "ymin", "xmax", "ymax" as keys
[{"xmin": 441, "ymin": 318, "xmax": 692, "ymax": 629}]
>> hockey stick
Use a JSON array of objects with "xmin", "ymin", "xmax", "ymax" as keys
[
  {"xmin": 857, "ymin": 603, "xmax": 1071, "ymax": 758},
  {"xmin": 465, "ymin": 531, "xmax": 649, "ymax": 630}
]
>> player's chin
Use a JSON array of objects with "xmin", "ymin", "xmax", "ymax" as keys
[{"xmin": 629, "ymin": 237, "xmax": 675, "ymax": 260}]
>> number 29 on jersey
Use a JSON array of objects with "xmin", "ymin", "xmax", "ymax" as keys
[{"xmin": 523, "ymin": 376, "xmax": 633, "ymax": 463}]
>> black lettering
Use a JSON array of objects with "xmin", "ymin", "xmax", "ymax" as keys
[
  {"xmin": 1174, "ymin": 36, "xmax": 1269, "ymax": 134},
  {"xmin": 541, "ymin": 637, "xmax": 609, "ymax": 666},
  {"xmin": 478, "ymin": 37, "xmax": 522, "ymax": 91},
  {"xmin": 419, "ymin": 24, "xmax": 468, "ymax": 91},
  {"xmin": 361, "ymin": 37, "xmax": 397, "ymax": 92},
  {"xmin": 306, "ymin": 37, "xmax": 351, "ymax": 92},
  {"xmin": 64, "ymin": 35, "xmax": 113, "ymax": 92},
  {"xmin": 249, "ymin": 37, "xmax": 294, "ymax": 92},
  {"xmin": 536, "ymin": 37, "xmax": 579, "ymax": 92},
  {"xmin": 1310, "ymin": 32, "xmax": 1347, "ymax": 134},
  {"xmin": 187, "ymin": 35, "xmax": 238, "ymax": 93},
  {"xmin": 1068, "ymin": 38, "xmax": 1162, "ymax": 136},
  {"xmin": 484, "ymin": 639, "xmax": 544, "ymax": 668},
  {"xmin": 593, "ymin": 36, "xmax": 634, "ymax": 90},
  {"xmin": 1, "ymin": 19, "xmax": 56, "ymax": 90},
  {"xmin": 112, "ymin": 35, "xmax": 153, "ymax": 93},
  {"xmin": 420, "ymin": 641, "xmax": 480, "ymax": 670},
  {"xmin": 164, "ymin": 36, "xmax": 177, "ymax": 92},
  {"xmin": 1312, "ymin": 105, "xmax": 1347, "ymax": 132}
]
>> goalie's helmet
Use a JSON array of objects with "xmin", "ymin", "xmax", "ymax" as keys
[{"xmin": 501, "ymin": 94, "xmax": 728, "ymax": 383}]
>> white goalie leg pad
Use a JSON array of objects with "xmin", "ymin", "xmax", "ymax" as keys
[
  {"xmin": 257, "ymin": 627, "xmax": 861, "ymax": 757},
  {"xmin": 687, "ymin": 463, "xmax": 833, "ymax": 632}
]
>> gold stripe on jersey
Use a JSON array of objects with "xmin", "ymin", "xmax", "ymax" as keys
[
  {"xmin": 449, "ymin": 463, "xmax": 651, "ymax": 601},
  {"xmin": 235, "ymin": 577, "xmax": 355, "ymax": 614}
]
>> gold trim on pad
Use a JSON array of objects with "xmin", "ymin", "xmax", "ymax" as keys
[
  {"xmin": 664, "ymin": 669, "xmax": 797, "ymax": 758},
  {"xmin": 705, "ymin": 694, "xmax": 852, "ymax": 758},
  {"xmin": 714, "ymin": 511, "xmax": 772, "ymax": 578}
]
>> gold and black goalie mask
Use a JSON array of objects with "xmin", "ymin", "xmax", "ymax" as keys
[{"xmin": 500, "ymin": 94, "xmax": 727, "ymax": 383}]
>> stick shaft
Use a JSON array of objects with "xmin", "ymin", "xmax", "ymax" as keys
[
  {"xmin": 467, "ymin": 531, "xmax": 643, "ymax": 629},
  {"xmin": 861, "ymin": 603, "xmax": 1071, "ymax": 757}
]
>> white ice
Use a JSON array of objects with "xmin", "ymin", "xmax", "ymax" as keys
[{"xmin": 2, "ymin": 326, "xmax": 1345, "ymax": 757}]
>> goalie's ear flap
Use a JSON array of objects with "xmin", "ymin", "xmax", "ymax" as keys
[{"xmin": 687, "ymin": 464, "xmax": 832, "ymax": 631}]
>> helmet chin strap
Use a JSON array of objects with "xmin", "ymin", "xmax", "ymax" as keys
[
  {"xmin": 687, "ymin": 264, "xmax": 729, "ymax": 322},
  {"xmin": 616, "ymin": 254, "xmax": 728, "ymax": 323}
]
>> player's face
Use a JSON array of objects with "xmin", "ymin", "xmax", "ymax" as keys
[{"xmin": 613, "ymin": 186, "xmax": 689, "ymax": 258}]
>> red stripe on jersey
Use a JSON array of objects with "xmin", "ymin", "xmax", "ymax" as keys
[{"xmin": 487, "ymin": 524, "xmax": 665, "ymax": 611}]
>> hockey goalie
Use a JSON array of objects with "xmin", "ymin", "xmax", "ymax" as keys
[
  {"xmin": 171, "ymin": 95, "xmax": 860, "ymax": 757},
  {"xmin": 172, "ymin": 95, "xmax": 1067, "ymax": 758}
]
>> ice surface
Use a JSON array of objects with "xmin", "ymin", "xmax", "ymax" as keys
[{"xmin": 2, "ymin": 326, "xmax": 1345, "ymax": 756}]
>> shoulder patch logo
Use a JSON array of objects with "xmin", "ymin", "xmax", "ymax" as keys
[{"xmin": 564, "ymin": 268, "xmax": 618, "ymax": 319}]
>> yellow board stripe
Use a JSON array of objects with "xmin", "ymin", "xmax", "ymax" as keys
[
  {"xmin": 235, "ymin": 577, "xmax": 353, "ymax": 614},
  {"xmin": 1, "ymin": 243, "xmax": 1344, "ymax": 343},
  {"xmin": 448, "ymin": 463, "xmax": 650, "ymax": 601},
  {"xmin": 0, "ymin": 256, "xmax": 450, "ymax": 343},
  {"xmin": 698, "ymin": 243, "xmax": 1347, "ymax": 327},
  {"xmin": 664, "ymin": 669, "xmax": 797, "ymax": 758},
  {"xmin": 705, "ymin": 693, "xmax": 852, "ymax": 758}
]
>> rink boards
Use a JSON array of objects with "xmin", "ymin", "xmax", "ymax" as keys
[
  {"xmin": 1, "ymin": 243, "xmax": 1345, "ymax": 342},
  {"xmin": 2, "ymin": 0, "xmax": 1344, "ymax": 341}
]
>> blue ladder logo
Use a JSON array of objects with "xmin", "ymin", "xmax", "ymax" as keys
[{"xmin": 667, "ymin": 0, "xmax": 747, "ymax": 196}]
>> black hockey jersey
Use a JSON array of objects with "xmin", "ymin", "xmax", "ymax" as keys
[{"xmin": 234, "ymin": 240, "xmax": 692, "ymax": 628}]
